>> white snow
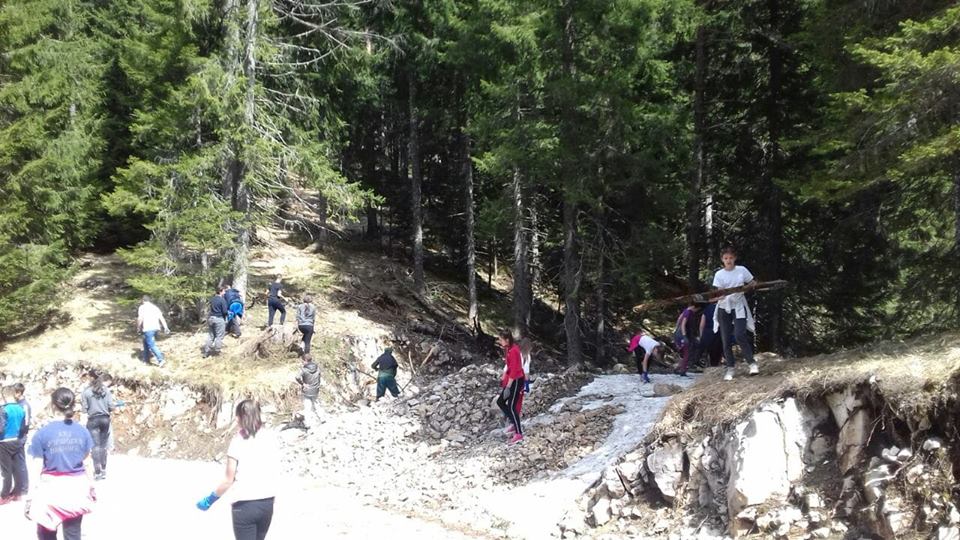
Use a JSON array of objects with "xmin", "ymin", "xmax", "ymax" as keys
[{"xmin": 474, "ymin": 373, "xmax": 696, "ymax": 539}]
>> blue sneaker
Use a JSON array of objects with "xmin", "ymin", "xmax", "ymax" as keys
[{"xmin": 642, "ymin": 372, "xmax": 651, "ymax": 384}]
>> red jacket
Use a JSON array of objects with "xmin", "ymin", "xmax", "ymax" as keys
[{"xmin": 501, "ymin": 344, "xmax": 524, "ymax": 387}]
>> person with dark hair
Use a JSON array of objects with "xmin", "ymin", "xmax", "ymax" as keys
[
  {"xmin": 371, "ymin": 348, "xmax": 400, "ymax": 401},
  {"xmin": 1, "ymin": 385, "xmax": 27, "ymax": 504},
  {"xmin": 266, "ymin": 275, "xmax": 287, "ymax": 327},
  {"xmin": 696, "ymin": 301, "xmax": 724, "ymax": 368},
  {"xmin": 712, "ymin": 246, "xmax": 758, "ymax": 381},
  {"xmin": 627, "ymin": 332, "xmax": 663, "ymax": 383},
  {"xmin": 137, "ymin": 295, "xmax": 170, "ymax": 366},
  {"xmin": 296, "ymin": 354, "xmax": 322, "ymax": 425},
  {"xmin": 202, "ymin": 286, "xmax": 229, "ymax": 358},
  {"xmin": 296, "ymin": 294, "xmax": 316, "ymax": 354},
  {"xmin": 81, "ymin": 371, "xmax": 116, "ymax": 480},
  {"xmin": 224, "ymin": 286, "xmax": 245, "ymax": 338},
  {"xmin": 197, "ymin": 399, "xmax": 278, "ymax": 540},
  {"xmin": 673, "ymin": 302, "xmax": 703, "ymax": 376},
  {"xmin": 25, "ymin": 387, "xmax": 95, "ymax": 540},
  {"xmin": 496, "ymin": 330, "xmax": 525, "ymax": 445},
  {"xmin": 13, "ymin": 382, "xmax": 31, "ymax": 496}
]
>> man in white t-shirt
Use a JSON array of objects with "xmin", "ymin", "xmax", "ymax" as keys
[
  {"xmin": 712, "ymin": 247, "xmax": 757, "ymax": 381},
  {"xmin": 137, "ymin": 296, "xmax": 169, "ymax": 367}
]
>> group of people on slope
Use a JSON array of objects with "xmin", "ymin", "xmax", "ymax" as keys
[
  {"xmin": 630, "ymin": 246, "xmax": 760, "ymax": 383},
  {"xmin": 1, "ymin": 370, "xmax": 122, "ymax": 540}
]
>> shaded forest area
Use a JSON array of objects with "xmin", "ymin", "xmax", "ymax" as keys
[{"xmin": 1, "ymin": 0, "xmax": 959, "ymax": 362}]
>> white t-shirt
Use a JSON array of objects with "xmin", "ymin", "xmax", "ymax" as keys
[
  {"xmin": 521, "ymin": 352, "xmax": 531, "ymax": 377},
  {"xmin": 137, "ymin": 302, "xmax": 168, "ymax": 333},
  {"xmin": 638, "ymin": 335, "xmax": 660, "ymax": 356},
  {"xmin": 712, "ymin": 265, "xmax": 754, "ymax": 313},
  {"xmin": 227, "ymin": 428, "xmax": 280, "ymax": 502}
]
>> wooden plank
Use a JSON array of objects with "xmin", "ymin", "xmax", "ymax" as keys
[{"xmin": 631, "ymin": 280, "xmax": 789, "ymax": 313}]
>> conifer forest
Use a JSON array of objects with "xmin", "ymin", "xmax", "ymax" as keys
[{"xmin": 2, "ymin": 0, "xmax": 959, "ymax": 361}]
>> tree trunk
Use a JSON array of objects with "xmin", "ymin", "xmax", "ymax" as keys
[
  {"xmin": 560, "ymin": 2, "xmax": 582, "ymax": 366},
  {"xmin": 686, "ymin": 25, "xmax": 708, "ymax": 290},
  {"xmin": 512, "ymin": 166, "xmax": 531, "ymax": 337},
  {"xmin": 459, "ymin": 93, "xmax": 480, "ymax": 334},
  {"xmin": 761, "ymin": 0, "xmax": 784, "ymax": 352},
  {"xmin": 594, "ymin": 208, "xmax": 608, "ymax": 364},
  {"xmin": 408, "ymin": 69, "xmax": 426, "ymax": 296},
  {"xmin": 529, "ymin": 198, "xmax": 541, "ymax": 296}
]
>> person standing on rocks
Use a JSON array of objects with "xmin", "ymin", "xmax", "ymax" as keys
[
  {"xmin": 25, "ymin": 387, "xmax": 95, "ymax": 540},
  {"xmin": 197, "ymin": 399, "xmax": 278, "ymax": 540},
  {"xmin": 497, "ymin": 330, "xmax": 525, "ymax": 444},
  {"xmin": 80, "ymin": 371, "xmax": 115, "ymax": 481},
  {"xmin": 266, "ymin": 274, "xmax": 287, "ymax": 327},
  {"xmin": 296, "ymin": 295, "xmax": 316, "ymax": 354},
  {"xmin": 0, "ymin": 385, "xmax": 28, "ymax": 504},
  {"xmin": 371, "ymin": 347, "xmax": 400, "ymax": 401},
  {"xmin": 202, "ymin": 286, "xmax": 228, "ymax": 358},
  {"xmin": 13, "ymin": 382, "xmax": 31, "ymax": 497},
  {"xmin": 712, "ymin": 246, "xmax": 758, "ymax": 381},
  {"xmin": 137, "ymin": 295, "xmax": 170, "ymax": 367},
  {"xmin": 627, "ymin": 332, "xmax": 662, "ymax": 383},
  {"xmin": 673, "ymin": 302, "xmax": 703, "ymax": 377},
  {"xmin": 296, "ymin": 354, "xmax": 322, "ymax": 425}
]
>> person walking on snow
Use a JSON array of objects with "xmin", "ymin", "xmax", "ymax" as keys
[
  {"xmin": 673, "ymin": 302, "xmax": 703, "ymax": 376},
  {"xmin": 627, "ymin": 332, "xmax": 663, "ymax": 384},
  {"xmin": 296, "ymin": 295, "xmax": 316, "ymax": 354},
  {"xmin": 266, "ymin": 275, "xmax": 287, "ymax": 327},
  {"xmin": 371, "ymin": 348, "xmax": 400, "ymax": 401},
  {"xmin": 13, "ymin": 383, "xmax": 31, "ymax": 496},
  {"xmin": 0, "ymin": 385, "xmax": 27, "ymax": 504},
  {"xmin": 712, "ymin": 246, "xmax": 759, "ymax": 381},
  {"xmin": 25, "ymin": 387, "xmax": 95, "ymax": 540},
  {"xmin": 296, "ymin": 354, "xmax": 322, "ymax": 425},
  {"xmin": 196, "ymin": 399, "xmax": 278, "ymax": 540},
  {"xmin": 202, "ymin": 286, "xmax": 228, "ymax": 358},
  {"xmin": 81, "ymin": 371, "xmax": 118, "ymax": 481},
  {"xmin": 497, "ymin": 330, "xmax": 525, "ymax": 445},
  {"xmin": 137, "ymin": 295, "xmax": 170, "ymax": 367}
]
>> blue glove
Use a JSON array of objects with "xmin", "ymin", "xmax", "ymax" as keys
[
  {"xmin": 196, "ymin": 492, "xmax": 220, "ymax": 511},
  {"xmin": 115, "ymin": 400, "xmax": 126, "ymax": 407},
  {"xmin": 524, "ymin": 380, "xmax": 531, "ymax": 393}
]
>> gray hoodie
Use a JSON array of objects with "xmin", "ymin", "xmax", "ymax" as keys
[
  {"xmin": 297, "ymin": 361, "xmax": 321, "ymax": 398},
  {"xmin": 81, "ymin": 386, "xmax": 115, "ymax": 417}
]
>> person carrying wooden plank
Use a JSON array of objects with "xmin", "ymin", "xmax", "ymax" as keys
[{"xmin": 712, "ymin": 246, "xmax": 758, "ymax": 381}]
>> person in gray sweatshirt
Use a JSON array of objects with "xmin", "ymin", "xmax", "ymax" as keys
[
  {"xmin": 81, "ymin": 371, "xmax": 116, "ymax": 480},
  {"xmin": 296, "ymin": 295, "xmax": 317, "ymax": 354},
  {"xmin": 295, "ymin": 354, "xmax": 322, "ymax": 425}
]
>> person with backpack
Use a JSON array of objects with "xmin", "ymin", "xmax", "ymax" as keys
[
  {"xmin": 266, "ymin": 274, "xmax": 287, "ymax": 327},
  {"xmin": 627, "ymin": 332, "xmax": 663, "ymax": 384},
  {"xmin": 81, "ymin": 371, "xmax": 116, "ymax": 481},
  {"xmin": 224, "ymin": 286, "xmax": 245, "ymax": 338},
  {"xmin": 371, "ymin": 347, "xmax": 400, "ymax": 401},
  {"xmin": 137, "ymin": 295, "xmax": 170, "ymax": 367},
  {"xmin": 295, "ymin": 354, "xmax": 322, "ymax": 426},
  {"xmin": 296, "ymin": 294, "xmax": 316, "ymax": 354},
  {"xmin": 25, "ymin": 387, "xmax": 95, "ymax": 540},
  {"xmin": 712, "ymin": 246, "xmax": 759, "ymax": 381},
  {"xmin": 196, "ymin": 400, "xmax": 279, "ymax": 540},
  {"xmin": 13, "ymin": 383, "xmax": 30, "ymax": 496},
  {"xmin": 673, "ymin": 302, "xmax": 703, "ymax": 376},
  {"xmin": 0, "ymin": 385, "xmax": 27, "ymax": 504},
  {"xmin": 202, "ymin": 286, "xmax": 228, "ymax": 358}
]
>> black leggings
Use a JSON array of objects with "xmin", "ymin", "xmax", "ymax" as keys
[
  {"xmin": 232, "ymin": 497, "xmax": 275, "ymax": 540},
  {"xmin": 298, "ymin": 325, "xmax": 314, "ymax": 354},
  {"xmin": 86, "ymin": 415, "xmax": 110, "ymax": 475},
  {"xmin": 267, "ymin": 299, "xmax": 286, "ymax": 325},
  {"xmin": 496, "ymin": 379, "xmax": 524, "ymax": 436},
  {"xmin": 38, "ymin": 517, "xmax": 82, "ymax": 540}
]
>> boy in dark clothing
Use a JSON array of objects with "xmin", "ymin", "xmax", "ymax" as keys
[
  {"xmin": 202, "ymin": 287, "xmax": 228, "ymax": 358},
  {"xmin": 266, "ymin": 275, "xmax": 287, "ymax": 326},
  {"xmin": 371, "ymin": 348, "xmax": 400, "ymax": 400},
  {"xmin": 296, "ymin": 355, "xmax": 322, "ymax": 425},
  {"xmin": 12, "ymin": 383, "xmax": 29, "ymax": 495},
  {"xmin": 224, "ymin": 286, "xmax": 244, "ymax": 338},
  {"xmin": 0, "ymin": 386, "xmax": 27, "ymax": 503}
]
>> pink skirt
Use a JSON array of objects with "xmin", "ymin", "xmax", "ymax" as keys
[{"xmin": 31, "ymin": 473, "xmax": 95, "ymax": 531}]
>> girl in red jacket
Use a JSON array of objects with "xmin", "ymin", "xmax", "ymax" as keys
[{"xmin": 497, "ymin": 330, "xmax": 525, "ymax": 445}]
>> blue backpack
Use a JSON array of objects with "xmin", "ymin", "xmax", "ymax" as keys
[{"xmin": 224, "ymin": 289, "xmax": 244, "ymax": 322}]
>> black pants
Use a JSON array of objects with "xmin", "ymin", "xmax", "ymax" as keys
[
  {"xmin": 232, "ymin": 497, "xmax": 275, "ymax": 540},
  {"xmin": 298, "ymin": 324, "xmax": 314, "ymax": 353},
  {"xmin": 267, "ymin": 299, "xmax": 286, "ymax": 325},
  {"xmin": 86, "ymin": 415, "xmax": 111, "ymax": 475},
  {"xmin": 496, "ymin": 379, "xmax": 524, "ymax": 436},
  {"xmin": 0, "ymin": 439, "xmax": 27, "ymax": 497},
  {"xmin": 38, "ymin": 517, "xmax": 82, "ymax": 540},
  {"xmin": 634, "ymin": 349, "xmax": 645, "ymax": 374},
  {"xmin": 717, "ymin": 308, "xmax": 755, "ymax": 368}
]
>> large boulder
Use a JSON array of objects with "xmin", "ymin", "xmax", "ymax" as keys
[
  {"xmin": 826, "ymin": 387, "xmax": 872, "ymax": 473},
  {"xmin": 646, "ymin": 439, "xmax": 686, "ymax": 500}
]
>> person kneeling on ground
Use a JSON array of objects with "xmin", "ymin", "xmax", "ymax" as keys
[
  {"xmin": 627, "ymin": 332, "xmax": 663, "ymax": 384},
  {"xmin": 296, "ymin": 354, "xmax": 322, "ymax": 425},
  {"xmin": 371, "ymin": 348, "xmax": 400, "ymax": 401}
]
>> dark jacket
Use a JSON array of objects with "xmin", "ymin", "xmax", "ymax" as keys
[
  {"xmin": 209, "ymin": 295, "xmax": 228, "ymax": 319},
  {"xmin": 297, "ymin": 361, "xmax": 321, "ymax": 398},
  {"xmin": 372, "ymin": 352, "xmax": 398, "ymax": 377}
]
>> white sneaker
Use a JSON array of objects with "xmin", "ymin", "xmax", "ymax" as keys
[
  {"xmin": 723, "ymin": 368, "xmax": 735, "ymax": 381},
  {"xmin": 749, "ymin": 363, "xmax": 760, "ymax": 376}
]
